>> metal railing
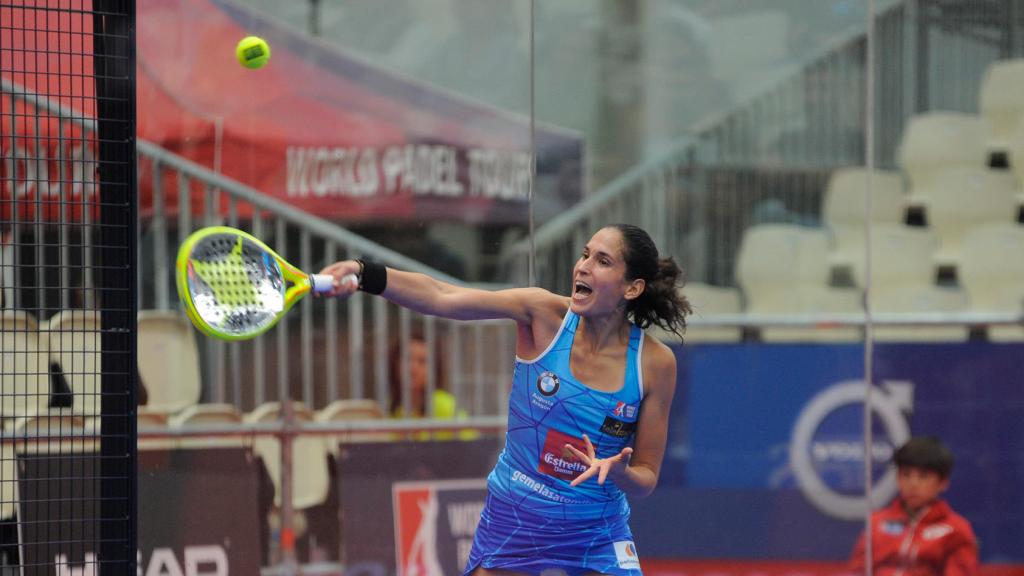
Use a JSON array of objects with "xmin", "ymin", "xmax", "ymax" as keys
[
  {"xmin": 498, "ymin": 0, "xmax": 1024, "ymax": 290},
  {"xmin": 3, "ymin": 77, "xmax": 516, "ymax": 419}
]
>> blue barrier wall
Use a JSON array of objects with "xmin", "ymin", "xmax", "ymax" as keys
[{"xmin": 633, "ymin": 343, "xmax": 1024, "ymax": 563}]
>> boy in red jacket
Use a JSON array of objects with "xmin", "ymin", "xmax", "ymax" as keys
[{"xmin": 849, "ymin": 436, "xmax": 978, "ymax": 576}]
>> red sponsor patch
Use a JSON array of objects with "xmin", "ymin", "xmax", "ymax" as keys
[{"xmin": 537, "ymin": 429, "xmax": 589, "ymax": 480}]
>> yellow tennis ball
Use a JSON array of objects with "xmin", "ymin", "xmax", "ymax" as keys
[{"xmin": 236, "ymin": 36, "xmax": 271, "ymax": 69}]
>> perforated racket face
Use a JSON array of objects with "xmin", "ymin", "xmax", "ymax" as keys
[{"xmin": 183, "ymin": 232, "xmax": 286, "ymax": 338}]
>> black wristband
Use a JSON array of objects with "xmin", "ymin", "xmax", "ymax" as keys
[{"xmin": 356, "ymin": 259, "xmax": 387, "ymax": 295}]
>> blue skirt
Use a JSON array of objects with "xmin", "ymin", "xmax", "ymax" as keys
[{"xmin": 462, "ymin": 493, "xmax": 643, "ymax": 576}]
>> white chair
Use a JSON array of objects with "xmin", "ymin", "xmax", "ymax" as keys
[
  {"xmin": 0, "ymin": 444, "xmax": 15, "ymax": 520},
  {"xmin": 44, "ymin": 310, "xmax": 101, "ymax": 416},
  {"xmin": 898, "ymin": 112, "xmax": 989, "ymax": 190},
  {"xmin": 870, "ymin": 286, "xmax": 970, "ymax": 342},
  {"xmin": 1010, "ymin": 118, "xmax": 1024, "ymax": 190},
  {"xmin": 846, "ymin": 225, "xmax": 939, "ymax": 291},
  {"xmin": 958, "ymin": 223, "xmax": 1024, "ymax": 341},
  {"xmin": 978, "ymin": 59, "xmax": 1024, "ymax": 156},
  {"xmin": 246, "ymin": 401, "xmax": 330, "ymax": 511},
  {"xmin": 1, "ymin": 310, "xmax": 50, "ymax": 420},
  {"xmin": 169, "ymin": 403, "xmax": 245, "ymax": 448},
  {"xmin": 661, "ymin": 282, "xmax": 742, "ymax": 343},
  {"xmin": 913, "ymin": 167, "xmax": 1018, "ymax": 268},
  {"xmin": 316, "ymin": 399, "xmax": 388, "ymax": 451},
  {"xmin": 736, "ymin": 225, "xmax": 861, "ymax": 342},
  {"xmin": 137, "ymin": 310, "xmax": 201, "ymax": 414},
  {"xmin": 822, "ymin": 168, "xmax": 906, "ymax": 271}
]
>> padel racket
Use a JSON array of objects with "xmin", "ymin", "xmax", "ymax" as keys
[{"xmin": 175, "ymin": 226, "xmax": 355, "ymax": 340}]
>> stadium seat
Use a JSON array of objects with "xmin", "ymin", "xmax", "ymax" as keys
[
  {"xmin": 0, "ymin": 444, "xmax": 12, "ymax": 521},
  {"xmin": 898, "ymin": 112, "xmax": 989, "ymax": 190},
  {"xmin": 169, "ymin": 403, "xmax": 245, "ymax": 448},
  {"xmin": 846, "ymin": 225, "xmax": 939, "ymax": 290},
  {"xmin": 137, "ymin": 310, "xmax": 201, "ymax": 414},
  {"xmin": 822, "ymin": 167, "xmax": 906, "ymax": 271},
  {"xmin": 246, "ymin": 401, "xmax": 330, "ymax": 511},
  {"xmin": 136, "ymin": 408, "xmax": 175, "ymax": 451},
  {"xmin": 912, "ymin": 167, "xmax": 1018, "ymax": 268},
  {"xmin": 1010, "ymin": 118, "xmax": 1024, "ymax": 190},
  {"xmin": 958, "ymin": 223, "xmax": 1024, "ymax": 341},
  {"xmin": 978, "ymin": 59, "xmax": 1024, "ymax": 159},
  {"xmin": 0, "ymin": 311, "xmax": 50, "ymax": 420},
  {"xmin": 654, "ymin": 282, "xmax": 742, "ymax": 343},
  {"xmin": 43, "ymin": 310, "xmax": 101, "ymax": 416},
  {"xmin": 316, "ymin": 399, "xmax": 388, "ymax": 451},
  {"xmin": 870, "ymin": 285, "xmax": 970, "ymax": 342},
  {"xmin": 736, "ymin": 225, "xmax": 861, "ymax": 342}
]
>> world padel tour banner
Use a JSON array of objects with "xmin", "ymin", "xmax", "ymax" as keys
[
  {"xmin": 16, "ymin": 447, "xmax": 263, "ymax": 575},
  {"xmin": 0, "ymin": 0, "xmax": 583, "ymax": 225},
  {"xmin": 634, "ymin": 342, "xmax": 1024, "ymax": 564},
  {"xmin": 393, "ymin": 479, "xmax": 488, "ymax": 576},
  {"xmin": 338, "ymin": 438, "xmax": 501, "ymax": 575}
]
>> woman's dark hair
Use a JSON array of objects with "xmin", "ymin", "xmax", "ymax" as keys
[
  {"xmin": 387, "ymin": 327, "xmax": 446, "ymax": 416},
  {"xmin": 608, "ymin": 224, "xmax": 692, "ymax": 340},
  {"xmin": 893, "ymin": 436, "xmax": 954, "ymax": 479}
]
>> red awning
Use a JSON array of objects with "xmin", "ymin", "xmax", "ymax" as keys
[{"xmin": 1, "ymin": 0, "xmax": 583, "ymax": 224}]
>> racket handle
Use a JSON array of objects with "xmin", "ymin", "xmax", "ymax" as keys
[{"xmin": 310, "ymin": 273, "xmax": 358, "ymax": 293}]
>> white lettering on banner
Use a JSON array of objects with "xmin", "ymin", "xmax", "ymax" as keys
[
  {"xmin": 127, "ymin": 545, "xmax": 229, "ymax": 576},
  {"xmin": 456, "ymin": 539, "xmax": 474, "ymax": 572},
  {"xmin": 286, "ymin": 145, "xmax": 530, "ymax": 203},
  {"xmin": 1, "ymin": 142, "xmax": 97, "ymax": 200},
  {"xmin": 382, "ymin": 144, "xmax": 463, "ymax": 197},
  {"xmin": 467, "ymin": 148, "xmax": 531, "ymax": 200},
  {"xmin": 55, "ymin": 553, "xmax": 97, "ymax": 576},
  {"xmin": 287, "ymin": 146, "xmax": 379, "ymax": 198},
  {"xmin": 446, "ymin": 501, "xmax": 484, "ymax": 537}
]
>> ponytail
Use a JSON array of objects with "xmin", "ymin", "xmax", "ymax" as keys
[{"xmin": 610, "ymin": 224, "xmax": 692, "ymax": 340}]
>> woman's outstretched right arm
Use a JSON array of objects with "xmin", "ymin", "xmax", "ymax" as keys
[{"xmin": 318, "ymin": 260, "xmax": 558, "ymax": 325}]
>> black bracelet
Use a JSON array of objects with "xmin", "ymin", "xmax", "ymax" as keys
[{"xmin": 356, "ymin": 259, "xmax": 387, "ymax": 295}]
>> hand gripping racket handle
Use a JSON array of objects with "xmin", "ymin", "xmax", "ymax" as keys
[{"xmin": 310, "ymin": 273, "xmax": 358, "ymax": 294}]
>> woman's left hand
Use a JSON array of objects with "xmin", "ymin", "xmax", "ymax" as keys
[{"xmin": 566, "ymin": 434, "xmax": 633, "ymax": 487}]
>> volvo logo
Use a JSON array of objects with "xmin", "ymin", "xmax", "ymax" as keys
[{"xmin": 790, "ymin": 380, "xmax": 913, "ymax": 520}]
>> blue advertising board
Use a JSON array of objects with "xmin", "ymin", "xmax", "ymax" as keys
[{"xmin": 633, "ymin": 343, "xmax": 1024, "ymax": 563}]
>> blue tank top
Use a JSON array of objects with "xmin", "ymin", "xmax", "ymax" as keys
[{"xmin": 486, "ymin": 310, "xmax": 646, "ymax": 520}]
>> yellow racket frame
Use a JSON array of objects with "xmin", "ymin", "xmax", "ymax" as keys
[{"xmin": 175, "ymin": 226, "xmax": 315, "ymax": 340}]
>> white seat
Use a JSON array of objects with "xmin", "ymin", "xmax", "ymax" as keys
[
  {"xmin": 137, "ymin": 310, "xmax": 201, "ymax": 414},
  {"xmin": 822, "ymin": 168, "xmax": 906, "ymax": 270},
  {"xmin": 1010, "ymin": 118, "xmax": 1024, "ymax": 189},
  {"xmin": 736, "ymin": 225, "xmax": 861, "ymax": 342},
  {"xmin": 169, "ymin": 403, "xmax": 245, "ymax": 448},
  {"xmin": 659, "ymin": 282, "xmax": 742, "ymax": 343},
  {"xmin": 136, "ymin": 408, "xmax": 175, "ymax": 451},
  {"xmin": 958, "ymin": 223, "xmax": 1024, "ymax": 341},
  {"xmin": 752, "ymin": 287, "xmax": 863, "ymax": 343},
  {"xmin": 1, "ymin": 310, "xmax": 50, "ymax": 419},
  {"xmin": 898, "ymin": 112, "xmax": 989, "ymax": 190},
  {"xmin": 846, "ymin": 225, "xmax": 939, "ymax": 290},
  {"xmin": 43, "ymin": 310, "xmax": 101, "ymax": 416},
  {"xmin": 736, "ymin": 224, "xmax": 831, "ymax": 293},
  {"xmin": 912, "ymin": 167, "xmax": 1018, "ymax": 268},
  {"xmin": 246, "ymin": 401, "xmax": 330, "ymax": 510},
  {"xmin": 979, "ymin": 59, "xmax": 1024, "ymax": 155},
  {"xmin": 0, "ymin": 444, "xmax": 14, "ymax": 520},
  {"xmin": 871, "ymin": 286, "xmax": 970, "ymax": 342},
  {"xmin": 316, "ymin": 399, "xmax": 388, "ymax": 450}
]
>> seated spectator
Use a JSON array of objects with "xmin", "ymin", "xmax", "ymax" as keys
[{"xmin": 849, "ymin": 436, "xmax": 978, "ymax": 576}]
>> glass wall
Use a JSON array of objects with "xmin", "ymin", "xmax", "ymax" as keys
[
  {"xmin": 6, "ymin": 0, "xmax": 1017, "ymax": 573},
  {"xmin": 138, "ymin": 0, "xmax": 1022, "ymax": 573}
]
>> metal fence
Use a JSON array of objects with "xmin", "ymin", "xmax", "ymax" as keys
[
  {"xmin": 1, "ymin": 0, "xmax": 137, "ymax": 572},
  {"xmin": 499, "ymin": 0, "xmax": 1024, "ymax": 290}
]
